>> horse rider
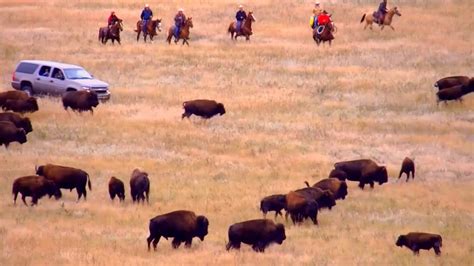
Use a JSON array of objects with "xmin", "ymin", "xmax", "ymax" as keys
[
  {"xmin": 375, "ymin": 0, "xmax": 388, "ymax": 24},
  {"xmin": 108, "ymin": 11, "xmax": 120, "ymax": 28},
  {"xmin": 174, "ymin": 8, "xmax": 186, "ymax": 40},
  {"xmin": 310, "ymin": 8, "xmax": 321, "ymax": 30},
  {"xmin": 140, "ymin": 4, "xmax": 153, "ymax": 32},
  {"xmin": 235, "ymin": 5, "xmax": 247, "ymax": 33}
]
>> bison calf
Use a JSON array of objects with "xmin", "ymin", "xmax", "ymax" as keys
[
  {"xmin": 147, "ymin": 210, "xmax": 209, "ymax": 250},
  {"xmin": 398, "ymin": 157, "xmax": 415, "ymax": 182},
  {"xmin": 130, "ymin": 168, "xmax": 150, "ymax": 203},
  {"xmin": 436, "ymin": 83, "xmax": 473, "ymax": 105},
  {"xmin": 109, "ymin": 176, "xmax": 125, "ymax": 201},
  {"xmin": 2, "ymin": 98, "xmax": 39, "ymax": 113},
  {"xmin": 396, "ymin": 232, "xmax": 442, "ymax": 256},
  {"xmin": 182, "ymin": 99, "xmax": 226, "ymax": 119},
  {"xmin": 0, "ymin": 112, "xmax": 33, "ymax": 134},
  {"xmin": 62, "ymin": 90, "xmax": 99, "ymax": 114},
  {"xmin": 12, "ymin": 175, "xmax": 62, "ymax": 206},
  {"xmin": 434, "ymin": 76, "xmax": 471, "ymax": 91},
  {"xmin": 260, "ymin": 194, "xmax": 287, "ymax": 219},
  {"xmin": 285, "ymin": 191, "xmax": 319, "ymax": 225},
  {"xmin": 0, "ymin": 121, "xmax": 27, "ymax": 148},
  {"xmin": 226, "ymin": 219, "xmax": 286, "ymax": 252}
]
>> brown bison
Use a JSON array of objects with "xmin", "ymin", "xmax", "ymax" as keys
[
  {"xmin": 226, "ymin": 219, "xmax": 286, "ymax": 252},
  {"xmin": 108, "ymin": 176, "xmax": 125, "ymax": 201},
  {"xmin": 147, "ymin": 210, "xmax": 209, "ymax": 250},
  {"xmin": 285, "ymin": 191, "xmax": 319, "ymax": 225},
  {"xmin": 62, "ymin": 90, "xmax": 99, "ymax": 114},
  {"xmin": 260, "ymin": 194, "xmax": 287, "ymax": 219},
  {"xmin": 12, "ymin": 175, "xmax": 62, "ymax": 206},
  {"xmin": 334, "ymin": 159, "xmax": 388, "ymax": 189},
  {"xmin": 36, "ymin": 164, "xmax": 92, "ymax": 201},
  {"xmin": 436, "ymin": 82, "xmax": 474, "ymax": 105},
  {"xmin": 306, "ymin": 178, "xmax": 348, "ymax": 200},
  {"xmin": 328, "ymin": 169, "xmax": 348, "ymax": 181},
  {"xmin": 130, "ymin": 168, "xmax": 150, "ymax": 203},
  {"xmin": 182, "ymin": 99, "xmax": 226, "ymax": 119},
  {"xmin": 434, "ymin": 76, "xmax": 471, "ymax": 91},
  {"xmin": 0, "ymin": 90, "xmax": 30, "ymax": 106},
  {"xmin": 396, "ymin": 232, "xmax": 442, "ymax": 256},
  {"xmin": 294, "ymin": 187, "xmax": 336, "ymax": 210},
  {"xmin": 2, "ymin": 98, "xmax": 39, "ymax": 113},
  {"xmin": 0, "ymin": 112, "xmax": 33, "ymax": 134},
  {"xmin": 0, "ymin": 121, "xmax": 27, "ymax": 148},
  {"xmin": 398, "ymin": 157, "xmax": 415, "ymax": 182}
]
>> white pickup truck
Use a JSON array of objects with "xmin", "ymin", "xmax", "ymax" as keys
[{"xmin": 11, "ymin": 60, "xmax": 111, "ymax": 101}]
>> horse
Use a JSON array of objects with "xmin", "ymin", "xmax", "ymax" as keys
[
  {"xmin": 228, "ymin": 11, "xmax": 256, "ymax": 41},
  {"xmin": 360, "ymin": 7, "xmax": 402, "ymax": 30},
  {"xmin": 313, "ymin": 22, "xmax": 335, "ymax": 46},
  {"xmin": 166, "ymin": 17, "xmax": 193, "ymax": 46},
  {"xmin": 98, "ymin": 19, "xmax": 123, "ymax": 45},
  {"xmin": 135, "ymin": 19, "xmax": 162, "ymax": 42}
]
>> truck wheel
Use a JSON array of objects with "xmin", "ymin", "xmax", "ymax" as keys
[{"xmin": 21, "ymin": 84, "xmax": 33, "ymax": 96}]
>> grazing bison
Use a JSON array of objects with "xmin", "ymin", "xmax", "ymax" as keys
[
  {"xmin": 260, "ymin": 194, "xmax": 287, "ymax": 219},
  {"xmin": 307, "ymin": 178, "xmax": 348, "ymax": 200},
  {"xmin": 12, "ymin": 175, "xmax": 62, "ymax": 206},
  {"xmin": 0, "ymin": 121, "xmax": 27, "ymax": 148},
  {"xmin": 182, "ymin": 99, "xmax": 226, "ymax": 119},
  {"xmin": 226, "ymin": 219, "xmax": 286, "ymax": 252},
  {"xmin": 36, "ymin": 164, "xmax": 92, "ymax": 201},
  {"xmin": 328, "ymin": 169, "xmax": 348, "ymax": 181},
  {"xmin": 62, "ymin": 90, "xmax": 99, "ymax": 114},
  {"xmin": 147, "ymin": 210, "xmax": 209, "ymax": 250},
  {"xmin": 396, "ymin": 232, "xmax": 442, "ymax": 256},
  {"xmin": 294, "ymin": 187, "xmax": 336, "ymax": 210},
  {"xmin": 285, "ymin": 191, "xmax": 319, "ymax": 225},
  {"xmin": 0, "ymin": 112, "xmax": 33, "ymax": 134},
  {"xmin": 2, "ymin": 98, "xmax": 39, "ymax": 113},
  {"xmin": 436, "ymin": 83, "xmax": 473, "ymax": 105},
  {"xmin": 334, "ymin": 159, "xmax": 388, "ymax": 189},
  {"xmin": 434, "ymin": 76, "xmax": 471, "ymax": 91},
  {"xmin": 398, "ymin": 157, "xmax": 415, "ymax": 182},
  {"xmin": 0, "ymin": 91, "xmax": 30, "ymax": 107},
  {"xmin": 108, "ymin": 176, "xmax": 125, "ymax": 201},
  {"xmin": 130, "ymin": 168, "xmax": 150, "ymax": 203}
]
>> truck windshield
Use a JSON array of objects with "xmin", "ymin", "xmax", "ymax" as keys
[{"xmin": 64, "ymin": 68, "xmax": 93, "ymax": 79}]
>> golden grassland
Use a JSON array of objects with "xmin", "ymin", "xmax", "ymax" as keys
[{"xmin": 0, "ymin": 0, "xmax": 473, "ymax": 265}]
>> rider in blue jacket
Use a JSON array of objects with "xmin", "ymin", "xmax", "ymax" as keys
[
  {"xmin": 235, "ymin": 5, "xmax": 247, "ymax": 33},
  {"xmin": 174, "ymin": 8, "xmax": 186, "ymax": 39},
  {"xmin": 140, "ymin": 4, "xmax": 153, "ymax": 32}
]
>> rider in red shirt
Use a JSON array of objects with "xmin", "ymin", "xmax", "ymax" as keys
[{"xmin": 108, "ymin": 11, "xmax": 119, "ymax": 27}]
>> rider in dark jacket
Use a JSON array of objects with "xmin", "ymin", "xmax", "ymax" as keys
[
  {"xmin": 140, "ymin": 4, "xmax": 153, "ymax": 32},
  {"xmin": 174, "ymin": 8, "xmax": 186, "ymax": 39},
  {"xmin": 108, "ymin": 11, "xmax": 119, "ymax": 27},
  {"xmin": 235, "ymin": 5, "xmax": 247, "ymax": 33},
  {"xmin": 376, "ymin": 0, "xmax": 388, "ymax": 24}
]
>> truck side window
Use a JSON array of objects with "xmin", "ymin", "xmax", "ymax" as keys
[
  {"xmin": 39, "ymin": 66, "xmax": 51, "ymax": 77},
  {"xmin": 52, "ymin": 68, "xmax": 65, "ymax": 80}
]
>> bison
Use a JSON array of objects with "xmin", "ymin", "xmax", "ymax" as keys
[
  {"xmin": 285, "ymin": 191, "xmax": 319, "ymax": 225},
  {"xmin": 226, "ymin": 219, "xmax": 286, "ymax": 252},
  {"xmin": 108, "ymin": 176, "xmax": 125, "ymax": 201},
  {"xmin": 328, "ymin": 169, "xmax": 348, "ymax": 181},
  {"xmin": 396, "ymin": 232, "xmax": 442, "ymax": 256},
  {"xmin": 0, "ymin": 121, "xmax": 27, "ymax": 148},
  {"xmin": 36, "ymin": 164, "xmax": 92, "ymax": 201},
  {"xmin": 307, "ymin": 178, "xmax": 348, "ymax": 200},
  {"xmin": 130, "ymin": 168, "xmax": 150, "ymax": 203},
  {"xmin": 182, "ymin": 99, "xmax": 226, "ymax": 119},
  {"xmin": 0, "ymin": 90, "xmax": 30, "ymax": 107},
  {"xmin": 2, "ymin": 98, "xmax": 39, "ymax": 113},
  {"xmin": 260, "ymin": 194, "xmax": 287, "ymax": 219},
  {"xmin": 62, "ymin": 90, "xmax": 99, "ymax": 114},
  {"xmin": 436, "ymin": 83, "xmax": 473, "ymax": 105},
  {"xmin": 434, "ymin": 76, "xmax": 471, "ymax": 91},
  {"xmin": 334, "ymin": 159, "xmax": 388, "ymax": 189},
  {"xmin": 147, "ymin": 210, "xmax": 209, "ymax": 250},
  {"xmin": 12, "ymin": 175, "xmax": 62, "ymax": 206},
  {"xmin": 294, "ymin": 187, "xmax": 336, "ymax": 210},
  {"xmin": 398, "ymin": 157, "xmax": 415, "ymax": 182},
  {"xmin": 0, "ymin": 112, "xmax": 33, "ymax": 134}
]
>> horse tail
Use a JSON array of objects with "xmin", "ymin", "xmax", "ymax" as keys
[
  {"xmin": 360, "ymin": 14, "xmax": 366, "ymax": 23},
  {"xmin": 98, "ymin": 28, "xmax": 101, "ymax": 41}
]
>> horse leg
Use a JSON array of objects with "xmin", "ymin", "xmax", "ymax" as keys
[
  {"xmin": 230, "ymin": 31, "xmax": 234, "ymax": 40},
  {"xmin": 136, "ymin": 31, "xmax": 140, "ymax": 42},
  {"xmin": 390, "ymin": 25, "xmax": 395, "ymax": 31},
  {"xmin": 381, "ymin": 25, "xmax": 385, "ymax": 30}
]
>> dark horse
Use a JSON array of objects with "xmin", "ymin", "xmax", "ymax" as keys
[
  {"xmin": 313, "ymin": 22, "xmax": 335, "ymax": 46},
  {"xmin": 228, "ymin": 11, "xmax": 256, "ymax": 40},
  {"xmin": 166, "ymin": 17, "xmax": 193, "ymax": 46},
  {"xmin": 98, "ymin": 19, "xmax": 123, "ymax": 45},
  {"xmin": 135, "ymin": 19, "xmax": 162, "ymax": 42}
]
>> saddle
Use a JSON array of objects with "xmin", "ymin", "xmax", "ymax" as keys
[{"xmin": 372, "ymin": 11, "xmax": 384, "ymax": 24}]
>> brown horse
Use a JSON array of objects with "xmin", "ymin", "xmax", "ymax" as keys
[
  {"xmin": 98, "ymin": 19, "xmax": 123, "ymax": 45},
  {"xmin": 135, "ymin": 19, "xmax": 162, "ymax": 42},
  {"xmin": 313, "ymin": 22, "xmax": 335, "ymax": 46},
  {"xmin": 166, "ymin": 17, "xmax": 193, "ymax": 46},
  {"xmin": 360, "ymin": 7, "xmax": 402, "ymax": 30},
  {"xmin": 228, "ymin": 11, "xmax": 256, "ymax": 41}
]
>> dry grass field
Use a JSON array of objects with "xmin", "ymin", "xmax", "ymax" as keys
[{"xmin": 0, "ymin": 0, "xmax": 473, "ymax": 265}]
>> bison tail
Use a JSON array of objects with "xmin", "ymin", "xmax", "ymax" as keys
[
  {"xmin": 360, "ymin": 14, "xmax": 366, "ymax": 23},
  {"xmin": 304, "ymin": 181, "xmax": 310, "ymax": 187},
  {"xmin": 87, "ymin": 174, "xmax": 92, "ymax": 191}
]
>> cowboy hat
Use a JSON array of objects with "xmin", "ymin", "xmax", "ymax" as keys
[
  {"xmin": 145, "ymin": 4, "xmax": 149, "ymax": 7},
  {"xmin": 178, "ymin": 8, "xmax": 184, "ymax": 12}
]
